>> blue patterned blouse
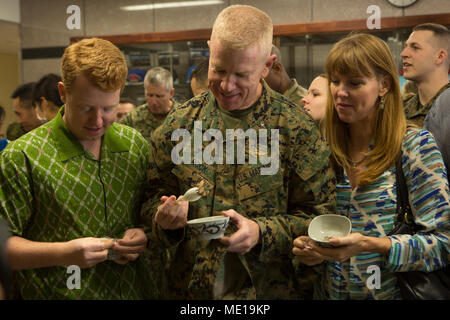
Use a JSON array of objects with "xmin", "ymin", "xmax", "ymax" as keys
[{"xmin": 316, "ymin": 129, "xmax": 450, "ymax": 300}]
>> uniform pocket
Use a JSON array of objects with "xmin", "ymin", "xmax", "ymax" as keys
[
  {"xmin": 236, "ymin": 168, "xmax": 286, "ymax": 217},
  {"xmin": 171, "ymin": 164, "xmax": 214, "ymax": 193}
]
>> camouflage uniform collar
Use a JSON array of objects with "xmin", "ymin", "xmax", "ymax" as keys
[
  {"xmin": 51, "ymin": 105, "xmax": 130, "ymax": 162},
  {"xmin": 405, "ymin": 82, "xmax": 450, "ymax": 121},
  {"xmin": 282, "ymin": 78, "xmax": 299, "ymax": 97},
  {"xmin": 171, "ymin": 99, "xmax": 181, "ymax": 108},
  {"xmin": 144, "ymin": 102, "xmax": 177, "ymax": 120},
  {"xmin": 205, "ymin": 80, "xmax": 272, "ymax": 130}
]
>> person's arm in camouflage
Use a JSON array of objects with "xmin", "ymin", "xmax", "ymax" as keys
[
  {"xmin": 140, "ymin": 122, "xmax": 186, "ymax": 248},
  {"xmin": 253, "ymin": 124, "xmax": 336, "ymax": 263},
  {"xmin": 118, "ymin": 109, "xmax": 133, "ymax": 127}
]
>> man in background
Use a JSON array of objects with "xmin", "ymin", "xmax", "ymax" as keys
[
  {"xmin": 120, "ymin": 66, "xmax": 180, "ymax": 142},
  {"xmin": 7, "ymin": 82, "xmax": 43, "ymax": 140},
  {"xmin": 401, "ymin": 23, "xmax": 449, "ymax": 127},
  {"xmin": 401, "ymin": 23, "xmax": 450, "ymax": 180},
  {"xmin": 189, "ymin": 57, "xmax": 209, "ymax": 96},
  {"xmin": 32, "ymin": 73, "xmax": 64, "ymax": 122},
  {"xmin": 264, "ymin": 45, "xmax": 308, "ymax": 108},
  {"xmin": 115, "ymin": 97, "xmax": 136, "ymax": 122}
]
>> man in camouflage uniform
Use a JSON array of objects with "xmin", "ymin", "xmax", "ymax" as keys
[
  {"xmin": 141, "ymin": 5, "xmax": 336, "ymax": 300},
  {"xmin": 264, "ymin": 45, "xmax": 308, "ymax": 108},
  {"xmin": 120, "ymin": 66, "xmax": 180, "ymax": 142},
  {"xmin": 401, "ymin": 23, "xmax": 450, "ymax": 183},
  {"xmin": 401, "ymin": 23, "xmax": 450, "ymax": 128}
]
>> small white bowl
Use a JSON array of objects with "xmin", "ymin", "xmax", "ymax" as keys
[
  {"xmin": 187, "ymin": 216, "xmax": 230, "ymax": 240},
  {"xmin": 308, "ymin": 214, "xmax": 352, "ymax": 247}
]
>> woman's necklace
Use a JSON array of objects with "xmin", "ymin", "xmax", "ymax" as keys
[{"xmin": 348, "ymin": 156, "xmax": 367, "ymax": 169}]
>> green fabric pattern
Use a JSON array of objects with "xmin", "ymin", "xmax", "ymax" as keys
[{"xmin": 0, "ymin": 106, "xmax": 156, "ymax": 299}]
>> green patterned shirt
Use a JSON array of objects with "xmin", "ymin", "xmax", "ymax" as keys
[
  {"xmin": 119, "ymin": 100, "xmax": 181, "ymax": 143},
  {"xmin": 283, "ymin": 78, "xmax": 308, "ymax": 108},
  {"xmin": 0, "ymin": 107, "xmax": 152, "ymax": 299}
]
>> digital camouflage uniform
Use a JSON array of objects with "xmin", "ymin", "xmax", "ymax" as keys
[
  {"xmin": 403, "ymin": 83, "xmax": 450, "ymax": 127},
  {"xmin": 0, "ymin": 107, "xmax": 158, "ymax": 299},
  {"xmin": 6, "ymin": 122, "xmax": 26, "ymax": 141},
  {"xmin": 119, "ymin": 100, "xmax": 181, "ymax": 142},
  {"xmin": 141, "ymin": 81, "xmax": 336, "ymax": 299},
  {"xmin": 283, "ymin": 78, "xmax": 308, "ymax": 108}
]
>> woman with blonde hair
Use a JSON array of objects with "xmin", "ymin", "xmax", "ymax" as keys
[
  {"xmin": 293, "ymin": 33, "xmax": 449, "ymax": 299},
  {"xmin": 301, "ymin": 74, "xmax": 328, "ymax": 136}
]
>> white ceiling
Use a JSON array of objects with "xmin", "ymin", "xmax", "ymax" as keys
[{"xmin": 0, "ymin": 20, "xmax": 20, "ymax": 55}]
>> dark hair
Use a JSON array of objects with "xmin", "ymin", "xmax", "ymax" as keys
[
  {"xmin": 11, "ymin": 82, "xmax": 35, "ymax": 109},
  {"xmin": 413, "ymin": 23, "xmax": 449, "ymax": 35},
  {"xmin": 189, "ymin": 57, "xmax": 209, "ymax": 83},
  {"xmin": 119, "ymin": 97, "xmax": 136, "ymax": 107},
  {"xmin": 0, "ymin": 105, "xmax": 5, "ymax": 121},
  {"xmin": 33, "ymin": 74, "xmax": 63, "ymax": 108}
]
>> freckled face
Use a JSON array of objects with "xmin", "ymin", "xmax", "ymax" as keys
[{"xmin": 59, "ymin": 74, "xmax": 120, "ymax": 143}]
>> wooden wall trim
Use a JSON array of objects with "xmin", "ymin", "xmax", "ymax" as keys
[{"xmin": 70, "ymin": 13, "xmax": 450, "ymax": 44}]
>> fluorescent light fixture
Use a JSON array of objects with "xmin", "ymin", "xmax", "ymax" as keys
[{"xmin": 121, "ymin": 0, "xmax": 224, "ymax": 11}]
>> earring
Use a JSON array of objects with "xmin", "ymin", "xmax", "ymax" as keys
[{"xmin": 380, "ymin": 96, "xmax": 385, "ymax": 110}]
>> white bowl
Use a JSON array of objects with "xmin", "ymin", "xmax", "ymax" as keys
[
  {"xmin": 187, "ymin": 216, "xmax": 230, "ymax": 240},
  {"xmin": 308, "ymin": 214, "xmax": 352, "ymax": 247}
]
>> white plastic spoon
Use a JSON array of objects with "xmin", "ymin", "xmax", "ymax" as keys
[{"xmin": 176, "ymin": 187, "xmax": 202, "ymax": 203}]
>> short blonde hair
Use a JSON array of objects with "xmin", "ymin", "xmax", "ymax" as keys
[
  {"xmin": 325, "ymin": 33, "xmax": 406, "ymax": 186},
  {"xmin": 61, "ymin": 38, "xmax": 127, "ymax": 93},
  {"xmin": 211, "ymin": 5, "xmax": 273, "ymax": 57}
]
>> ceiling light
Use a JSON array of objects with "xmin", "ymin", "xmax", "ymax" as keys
[{"xmin": 121, "ymin": 0, "xmax": 224, "ymax": 11}]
